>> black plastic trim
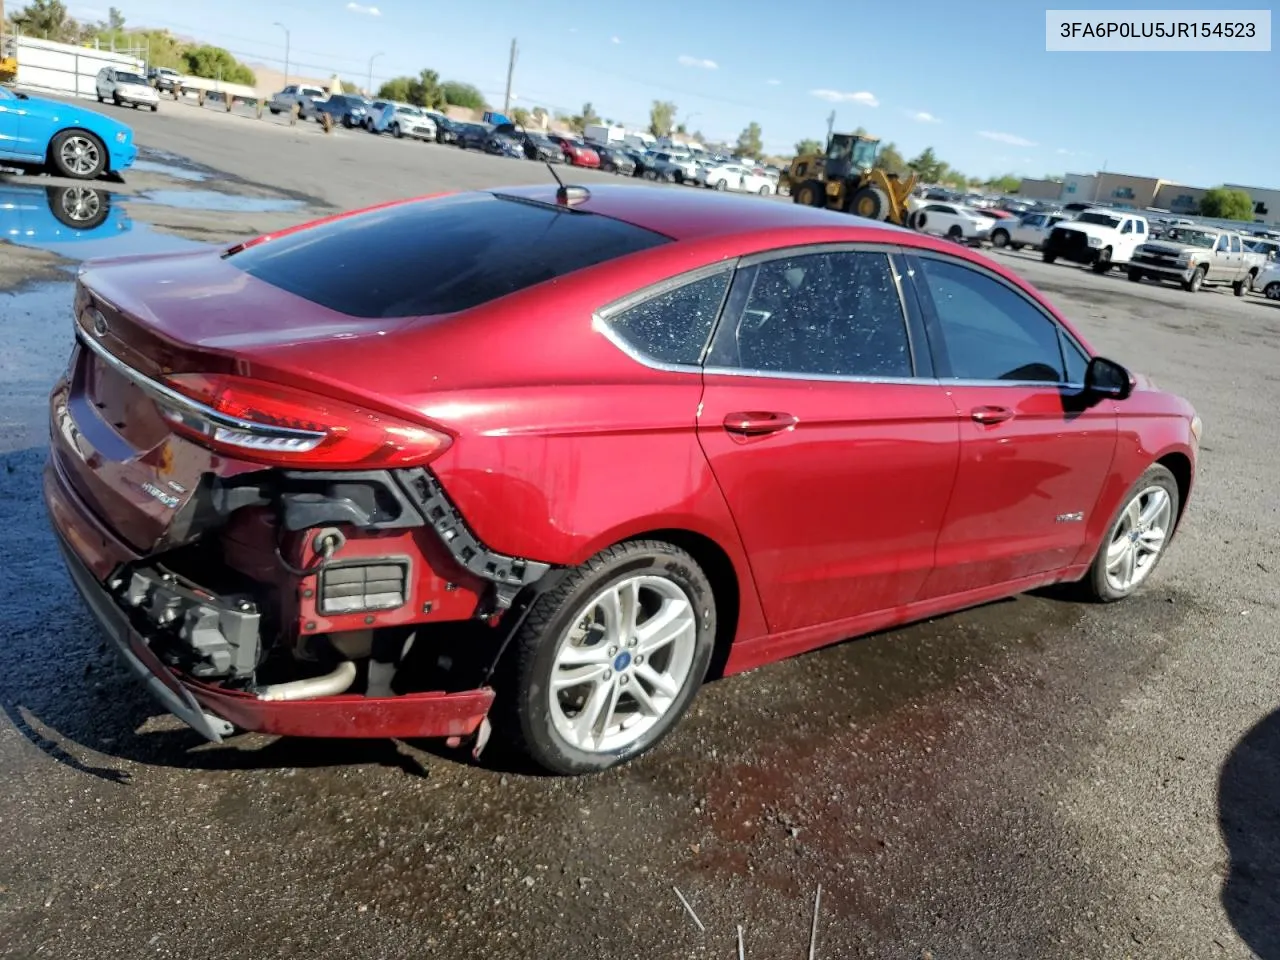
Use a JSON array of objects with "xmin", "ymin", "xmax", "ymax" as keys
[{"xmin": 394, "ymin": 468, "xmax": 552, "ymax": 613}]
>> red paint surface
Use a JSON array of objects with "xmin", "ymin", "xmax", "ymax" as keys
[{"xmin": 47, "ymin": 185, "xmax": 1199, "ymax": 741}]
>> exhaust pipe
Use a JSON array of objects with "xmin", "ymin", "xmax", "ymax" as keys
[{"xmin": 257, "ymin": 660, "xmax": 358, "ymax": 702}]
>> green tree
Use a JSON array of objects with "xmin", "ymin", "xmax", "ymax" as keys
[
  {"xmin": 794, "ymin": 137, "xmax": 823, "ymax": 157},
  {"xmin": 1199, "ymin": 186, "xmax": 1254, "ymax": 221},
  {"xmin": 181, "ymin": 45, "xmax": 255, "ymax": 86},
  {"xmin": 107, "ymin": 6, "xmax": 125, "ymax": 30},
  {"xmin": 377, "ymin": 76, "xmax": 414, "ymax": 102},
  {"xmin": 568, "ymin": 101, "xmax": 600, "ymax": 134},
  {"xmin": 874, "ymin": 142, "xmax": 906, "ymax": 176},
  {"xmin": 410, "ymin": 69, "xmax": 444, "ymax": 109},
  {"xmin": 986, "ymin": 173, "xmax": 1021, "ymax": 194},
  {"xmin": 10, "ymin": 0, "xmax": 78, "ymax": 41},
  {"xmin": 531, "ymin": 106, "xmax": 549, "ymax": 128},
  {"xmin": 440, "ymin": 80, "xmax": 486, "ymax": 110},
  {"xmin": 510, "ymin": 107, "xmax": 532, "ymax": 127},
  {"xmin": 908, "ymin": 147, "xmax": 944, "ymax": 183},
  {"xmin": 649, "ymin": 100, "xmax": 676, "ymax": 138},
  {"xmin": 736, "ymin": 121, "xmax": 763, "ymax": 158}
]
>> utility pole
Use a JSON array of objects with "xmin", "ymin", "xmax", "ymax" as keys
[
  {"xmin": 825, "ymin": 110, "xmax": 836, "ymax": 150},
  {"xmin": 367, "ymin": 51, "xmax": 383, "ymax": 97},
  {"xmin": 502, "ymin": 38, "xmax": 517, "ymax": 114},
  {"xmin": 273, "ymin": 22, "xmax": 290, "ymax": 88}
]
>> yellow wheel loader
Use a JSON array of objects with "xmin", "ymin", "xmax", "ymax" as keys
[{"xmin": 781, "ymin": 133, "xmax": 916, "ymax": 226}]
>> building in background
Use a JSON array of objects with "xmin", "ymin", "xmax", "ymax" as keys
[
  {"xmin": 1154, "ymin": 183, "xmax": 1208, "ymax": 216},
  {"xmin": 1061, "ymin": 173, "xmax": 1099, "ymax": 203},
  {"xmin": 1224, "ymin": 183, "xmax": 1279, "ymax": 222},
  {"xmin": 1015, "ymin": 177, "xmax": 1063, "ymax": 200}
]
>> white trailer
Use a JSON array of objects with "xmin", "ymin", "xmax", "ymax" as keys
[
  {"xmin": 584, "ymin": 123, "xmax": 626, "ymax": 144},
  {"xmin": 12, "ymin": 36, "xmax": 143, "ymax": 99}
]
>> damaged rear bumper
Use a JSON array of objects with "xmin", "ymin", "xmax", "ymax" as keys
[{"xmin": 45, "ymin": 459, "xmax": 496, "ymax": 744}]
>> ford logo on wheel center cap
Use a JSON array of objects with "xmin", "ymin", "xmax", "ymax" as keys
[{"xmin": 613, "ymin": 651, "xmax": 632, "ymax": 671}]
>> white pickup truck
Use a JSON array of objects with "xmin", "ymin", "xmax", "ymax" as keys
[
  {"xmin": 1127, "ymin": 225, "xmax": 1269, "ymax": 294},
  {"xmin": 1041, "ymin": 209, "xmax": 1150, "ymax": 273}
]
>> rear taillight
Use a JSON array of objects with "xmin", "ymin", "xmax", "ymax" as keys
[{"xmin": 160, "ymin": 373, "xmax": 451, "ymax": 469}]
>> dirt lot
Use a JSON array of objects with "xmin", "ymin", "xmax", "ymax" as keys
[{"xmin": 1, "ymin": 97, "xmax": 1277, "ymax": 960}]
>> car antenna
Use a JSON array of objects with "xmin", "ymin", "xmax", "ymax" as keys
[{"xmin": 546, "ymin": 162, "xmax": 590, "ymax": 206}]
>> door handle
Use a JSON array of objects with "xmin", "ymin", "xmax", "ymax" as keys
[
  {"xmin": 971, "ymin": 405, "xmax": 1015, "ymax": 425},
  {"xmin": 723, "ymin": 411, "xmax": 799, "ymax": 436}
]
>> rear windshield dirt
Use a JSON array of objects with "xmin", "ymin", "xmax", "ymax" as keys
[{"xmin": 227, "ymin": 193, "xmax": 671, "ymax": 318}]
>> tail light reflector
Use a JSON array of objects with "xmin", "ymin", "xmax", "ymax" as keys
[{"xmin": 160, "ymin": 372, "xmax": 451, "ymax": 469}]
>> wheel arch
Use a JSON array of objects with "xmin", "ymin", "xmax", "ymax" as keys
[
  {"xmin": 46, "ymin": 126, "xmax": 111, "ymax": 171},
  {"xmin": 1156, "ymin": 450, "xmax": 1194, "ymax": 530}
]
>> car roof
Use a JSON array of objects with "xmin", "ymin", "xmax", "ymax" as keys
[{"xmin": 494, "ymin": 183, "xmax": 918, "ymax": 243}]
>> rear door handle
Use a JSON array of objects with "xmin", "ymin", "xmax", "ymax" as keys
[
  {"xmin": 971, "ymin": 405, "xmax": 1015, "ymax": 425},
  {"xmin": 723, "ymin": 411, "xmax": 799, "ymax": 436}
]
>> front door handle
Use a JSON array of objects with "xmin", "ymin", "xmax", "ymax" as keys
[
  {"xmin": 971, "ymin": 405, "xmax": 1015, "ymax": 425},
  {"xmin": 723, "ymin": 411, "xmax": 799, "ymax": 436}
]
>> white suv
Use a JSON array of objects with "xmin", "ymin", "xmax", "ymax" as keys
[
  {"xmin": 95, "ymin": 67, "xmax": 159, "ymax": 111},
  {"xmin": 269, "ymin": 84, "xmax": 327, "ymax": 116}
]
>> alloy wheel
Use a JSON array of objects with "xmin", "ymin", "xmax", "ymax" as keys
[
  {"xmin": 548, "ymin": 575, "xmax": 697, "ymax": 754},
  {"xmin": 60, "ymin": 136, "xmax": 101, "ymax": 177},
  {"xmin": 1105, "ymin": 485, "xmax": 1173, "ymax": 592}
]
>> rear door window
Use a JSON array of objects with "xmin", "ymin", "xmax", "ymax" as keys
[
  {"xmin": 228, "ymin": 193, "xmax": 672, "ymax": 318},
  {"xmin": 605, "ymin": 271, "xmax": 732, "ymax": 366}
]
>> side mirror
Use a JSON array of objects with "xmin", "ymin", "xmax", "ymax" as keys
[{"xmin": 1085, "ymin": 356, "xmax": 1133, "ymax": 400}]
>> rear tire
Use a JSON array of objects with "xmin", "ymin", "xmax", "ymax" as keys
[
  {"xmin": 758, "ymin": 184, "xmax": 771, "ymax": 196},
  {"xmin": 494, "ymin": 540, "xmax": 717, "ymax": 775},
  {"xmin": 1078, "ymin": 464, "xmax": 1179, "ymax": 603},
  {"xmin": 1233, "ymin": 274, "xmax": 1252, "ymax": 297},
  {"xmin": 1265, "ymin": 281, "xmax": 1280, "ymax": 300},
  {"xmin": 1128, "ymin": 268, "xmax": 1145, "ymax": 283},
  {"xmin": 947, "ymin": 225, "xmax": 964, "ymax": 242},
  {"xmin": 1043, "ymin": 252, "xmax": 1058, "ymax": 263},
  {"xmin": 150, "ymin": 104, "xmax": 158, "ymax": 112},
  {"xmin": 991, "ymin": 228, "xmax": 1010, "ymax": 248}
]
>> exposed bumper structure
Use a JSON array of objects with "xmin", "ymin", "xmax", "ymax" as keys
[{"xmin": 44, "ymin": 458, "xmax": 496, "ymax": 744}]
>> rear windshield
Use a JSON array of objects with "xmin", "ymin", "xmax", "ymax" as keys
[{"xmin": 227, "ymin": 193, "xmax": 672, "ymax": 318}]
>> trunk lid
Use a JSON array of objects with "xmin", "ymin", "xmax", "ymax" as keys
[{"xmin": 56, "ymin": 250, "xmax": 419, "ymax": 555}]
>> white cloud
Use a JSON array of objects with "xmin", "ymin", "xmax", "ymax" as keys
[
  {"xmin": 1056, "ymin": 147, "xmax": 1071, "ymax": 155},
  {"xmin": 978, "ymin": 130, "xmax": 1037, "ymax": 147},
  {"xmin": 908, "ymin": 110, "xmax": 940, "ymax": 123},
  {"xmin": 678, "ymin": 55, "xmax": 718, "ymax": 69},
  {"xmin": 809, "ymin": 89, "xmax": 879, "ymax": 106},
  {"xmin": 611, "ymin": 35, "xmax": 622, "ymax": 44},
  {"xmin": 345, "ymin": 1, "xmax": 381, "ymax": 14},
  {"xmin": 766, "ymin": 78, "xmax": 782, "ymax": 86}
]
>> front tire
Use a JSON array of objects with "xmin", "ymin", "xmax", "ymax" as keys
[
  {"xmin": 1079, "ymin": 464, "xmax": 1179, "ymax": 602},
  {"xmin": 1233, "ymin": 273, "xmax": 1252, "ymax": 297},
  {"xmin": 991, "ymin": 229, "xmax": 1010, "ymax": 248},
  {"xmin": 49, "ymin": 130, "xmax": 106, "ymax": 180},
  {"xmin": 1265, "ymin": 281, "xmax": 1280, "ymax": 301},
  {"xmin": 1128, "ymin": 268, "xmax": 1145, "ymax": 283},
  {"xmin": 1091, "ymin": 247, "xmax": 1113, "ymax": 273},
  {"xmin": 1184, "ymin": 265, "xmax": 1207, "ymax": 292},
  {"xmin": 1043, "ymin": 252, "xmax": 1058, "ymax": 263},
  {"xmin": 947, "ymin": 225, "xmax": 965, "ymax": 242},
  {"xmin": 495, "ymin": 540, "xmax": 717, "ymax": 775}
]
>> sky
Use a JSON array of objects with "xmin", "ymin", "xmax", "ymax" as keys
[{"xmin": 65, "ymin": 0, "xmax": 1278, "ymax": 185}]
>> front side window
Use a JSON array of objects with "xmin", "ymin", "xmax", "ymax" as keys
[
  {"xmin": 711, "ymin": 251, "xmax": 912, "ymax": 379},
  {"xmin": 917, "ymin": 257, "xmax": 1065, "ymax": 383},
  {"xmin": 607, "ymin": 272, "xmax": 731, "ymax": 365}
]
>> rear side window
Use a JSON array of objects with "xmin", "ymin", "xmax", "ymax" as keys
[
  {"xmin": 607, "ymin": 272, "xmax": 731, "ymax": 366},
  {"xmin": 228, "ymin": 194, "xmax": 671, "ymax": 318}
]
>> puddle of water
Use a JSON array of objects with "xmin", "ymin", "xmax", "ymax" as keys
[
  {"xmin": 1, "ymin": 180, "xmax": 204, "ymax": 261},
  {"xmin": 131, "ymin": 189, "xmax": 303, "ymax": 214},
  {"xmin": 0, "ymin": 282, "xmax": 75, "ymax": 455},
  {"xmin": 131, "ymin": 159, "xmax": 209, "ymax": 182}
]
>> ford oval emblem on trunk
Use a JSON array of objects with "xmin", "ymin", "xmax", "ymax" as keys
[{"xmin": 90, "ymin": 309, "xmax": 108, "ymax": 337}]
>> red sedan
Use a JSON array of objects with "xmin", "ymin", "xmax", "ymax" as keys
[
  {"xmin": 45, "ymin": 184, "xmax": 1200, "ymax": 775},
  {"xmin": 549, "ymin": 135, "xmax": 600, "ymax": 168}
]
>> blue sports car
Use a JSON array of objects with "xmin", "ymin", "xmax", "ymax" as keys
[{"xmin": 0, "ymin": 87, "xmax": 137, "ymax": 180}]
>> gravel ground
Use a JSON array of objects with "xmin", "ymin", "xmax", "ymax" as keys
[{"xmin": 0, "ymin": 97, "xmax": 1278, "ymax": 960}]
